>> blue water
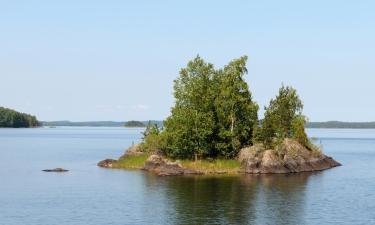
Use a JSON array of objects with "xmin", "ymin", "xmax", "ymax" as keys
[{"xmin": 0, "ymin": 127, "xmax": 374, "ymax": 225}]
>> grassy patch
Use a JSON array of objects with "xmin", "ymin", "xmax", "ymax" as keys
[
  {"xmin": 110, "ymin": 153, "xmax": 241, "ymax": 175},
  {"xmin": 179, "ymin": 159, "xmax": 240, "ymax": 174},
  {"xmin": 113, "ymin": 154, "xmax": 149, "ymax": 169}
]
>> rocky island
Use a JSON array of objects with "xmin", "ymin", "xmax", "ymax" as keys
[
  {"xmin": 98, "ymin": 140, "xmax": 340, "ymax": 176},
  {"xmin": 99, "ymin": 56, "xmax": 340, "ymax": 176}
]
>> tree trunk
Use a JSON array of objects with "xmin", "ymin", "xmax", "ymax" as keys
[{"xmin": 230, "ymin": 105, "xmax": 235, "ymax": 150}]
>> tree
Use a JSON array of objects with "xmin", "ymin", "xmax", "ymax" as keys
[
  {"xmin": 213, "ymin": 56, "xmax": 258, "ymax": 158},
  {"xmin": 256, "ymin": 85, "xmax": 306, "ymax": 148},
  {"xmin": 141, "ymin": 57, "xmax": 311, "ymax": 158},
  {"xmin": 162, "ymin": 56, "xmax": 216, "ymax": 159},
  {"xmin": 140, "ymin": 121, "xmax": 163, "ymax": 153},
  {"xmin": 161, "ymin": 55, "xmax": 259, "ymax": 159},
  {"xmin": 291, "ymin": 115, "xmax": 309, "ymax": 147}
]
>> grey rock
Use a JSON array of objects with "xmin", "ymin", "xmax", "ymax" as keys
[
  {"xmin": 239, "ymin": 139, "xmax": 341, "ymax": 174},
  {"xmin": 42, "ymin": 168, "xmax": 69, "ymax": 172}
]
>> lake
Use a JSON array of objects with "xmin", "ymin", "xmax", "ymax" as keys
[{"xmin": 0, "ymin": 127, "xmax": 374, "ymax": 225}]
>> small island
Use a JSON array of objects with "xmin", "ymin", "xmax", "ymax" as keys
[
  {"xmin": 99, "ymin": 56, "xmax": 340, "ymax": 175},
  {"xmin": 0, "ymin": 107, "xmax": 40, "ymax": 128},
  {"xmin": 124, "ymin": 120, "xmax": 146, "ymax": 127}
]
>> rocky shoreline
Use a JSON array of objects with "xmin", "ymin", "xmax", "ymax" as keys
[
  {"xmin": 98, "ymin": 140, "xmax": 341, "ymax": 176},
  {"xmin": 238, "ymin": 139, "xmax": 341, "ymax": 174},
  {"xmin": 142, "ymin": 155, "xmax": 203, "ymax": 176}
]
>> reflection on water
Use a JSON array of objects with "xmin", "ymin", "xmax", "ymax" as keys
[
  {"xmin": 144, "ymin": 173, "xmax": 315, "ymax": 225},
  {"xmin": 256, "ymin": 174, "xmax": 309, "ymax": 225}
]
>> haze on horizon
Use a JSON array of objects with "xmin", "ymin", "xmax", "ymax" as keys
[{"xmin": 0, "ymin": 1, "xmax": 374, "ymax": 122}]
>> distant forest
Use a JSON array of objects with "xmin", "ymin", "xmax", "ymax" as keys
[
  {"xmin": 124, "ymin": 120, "xmax": 146, "ymax": 127},
  {"xmin": 41, "ymin": 120, "xmax": 375, "ymax": 129},
  {"xmin": 42, "ymin": 120, "xmax": 163, "ymax": 127},
  {"xmin": 0, "ymin": 107, "xmax": 40, "ymax": 128}
]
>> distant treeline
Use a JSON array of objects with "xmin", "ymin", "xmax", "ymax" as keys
[
  {"xmin": 124, "ymin": 120, "xmax": 146, "ymax": 127},
  {"xmin": 42, "ymin": 120, "xmax": 163, "ymax": 127},
  {"xmin": 0, "ymin": 107, "xmax": 40, "ymax": 128},
  {"xmin": 42, "ymin": 120, "xmax": 375, "ymax": 129},
  {"xmin": 306, "ymin": 121, "xmax": 375, "ymax": 129}
]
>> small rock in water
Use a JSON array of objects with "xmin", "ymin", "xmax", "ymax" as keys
[{"xmin": 42, "ymin": 168, "xmax": 69, "ymax": 172}]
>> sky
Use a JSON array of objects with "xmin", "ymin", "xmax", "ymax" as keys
[{"xmin": 0, "ymin": 0, "xmax": 374, "ymax": 122}]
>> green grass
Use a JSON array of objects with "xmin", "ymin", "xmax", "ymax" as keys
[
  {"xmin": 111, "ymin": 153, "xmax": 241, "ymax": 175},
  {"xmin": 113, "ymin": 154, "xmax": 149, "ymax": 169},
  {"xmin": 179, "ymin": 159, "xmax": 240, "ymax": 174}
]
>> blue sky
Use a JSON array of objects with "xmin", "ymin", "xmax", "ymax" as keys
[{"xmin": 0, "ymin": 0, "xmax": 374, "ymax": 121}]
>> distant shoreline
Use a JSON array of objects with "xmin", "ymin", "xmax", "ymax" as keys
[
  {"xmin": 40, "ymin": 120, "xmax": 375, "ymax": 129},
  {"xmin": 41, "ymin": 120, "xmax": 163, "ymax": 128},
  {"xmin": 306, "ymin": 121, "xmax": 375, "ymax": 129}
]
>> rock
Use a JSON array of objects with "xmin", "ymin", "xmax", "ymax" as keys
[
  {"xmin": 261, "ymin": 150, "xmax": 289, "ymax": 173},
  {"xmin": 98, "ymin": 145, "xmax": 145, "ymax": 169},
  {"xmin": 238, "ymin": 146, "xmax": 263, "ymax": 174},
  {"xmin": 143, "ymin": 154, "xmax": 202, "ymax": 176},
  {"xmin": 119, "ymin": 144, "xmax": 145, "ymax": 160},
  {"xmin": 283, "ymin": 154, "xmax": 299, "ymax": 171},
  {"xmin": 239, "ymin": 139, "xmax": 341, "ymax": 174},
  {"xmin": 42, "ymin": 168, "xmax": 69, "ymax": 172},
  {"xmin": 97, "ymin": 159, "xmax": 117, "ymax": 168}
]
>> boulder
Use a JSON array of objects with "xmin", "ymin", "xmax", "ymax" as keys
[
  {"xmin": 261, "ymin": 150, "xmax": 289, "ymax": 173},
  {"xmin": 239, "ymin": 139, "xmax": 341, "ymax": 174}
]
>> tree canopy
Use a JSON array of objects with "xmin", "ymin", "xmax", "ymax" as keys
[
  {"xmin": 141, "ymin": 56, "xmax": 310, "ymax": 159},
  {"xmin": 0, "ymin": 107, "xmax": 40, "ymax": 128},
  {"xmin": 254, "ymin": 85, "xmax": 308, "ymax": 148},
  {"xmin": 160, "ymin": 56, "xmax": 258, "ymax": 159}
]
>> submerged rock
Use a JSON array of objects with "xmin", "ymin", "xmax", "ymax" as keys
[
  {"xmin": 42, "ymin": 168, "xmax": 69, "ymax": 172},
  {"xmin": 239, "ymin": 139, "xmax": 341, "ymax": 174},
  {"xmin": 143, "ymin": 155, "xmax": 202, "ymax": 176}
]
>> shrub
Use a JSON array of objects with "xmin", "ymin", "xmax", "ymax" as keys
[{"xmin": 140, "ymin": 123, "xmax": 164, "ymax": 154}]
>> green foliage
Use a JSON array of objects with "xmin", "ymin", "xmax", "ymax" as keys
[
  {"xmin": 255, "ymin": 85, "xmax": 308, "ymax": 148},
  {"xmin": 140, "ymin": 122, "xmax": 163, "ymax": 153},
  {"xmin": 213, "ymin": 56, "xmax": 258, "ymax": 158},
  {"xmin": 124, "ymin": 120, "xmax": 145, "ymax": 127},
  {"xmin": 291, "ymin": 115, "xmax": 309, "ymax": 147},
  {"xmin": 161, "ymin": 55, "xmax": 258, "ymax": 159},
  {"xmin": 163, "ymin": 56, "xmax": 216, "ymax": 159},
  {"xmin": 139, "ymin": 56, "xmax": 313, "ymax": 159},
  {"xmin": 253, "ymin": 112, "xmax": 277, "ymax": 149},
  {"xmin": 0, "ymin": 107, "xmax": 40, "ymax": 128}
]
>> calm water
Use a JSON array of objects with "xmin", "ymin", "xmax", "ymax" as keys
[{"xmin": 0, "ymin": 127, "xmax": 374, "ymax": 225}]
